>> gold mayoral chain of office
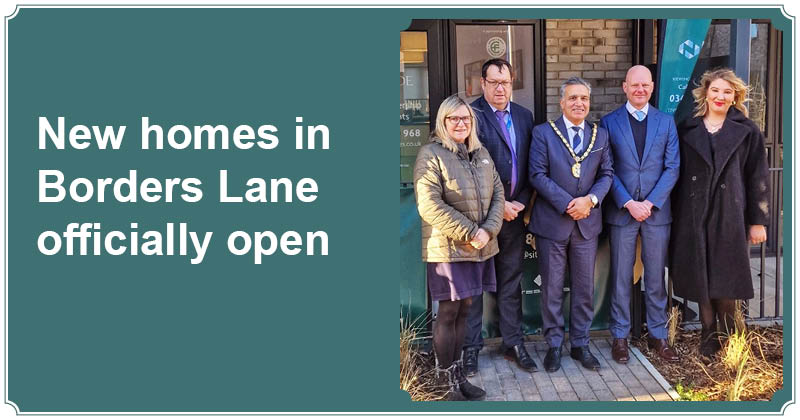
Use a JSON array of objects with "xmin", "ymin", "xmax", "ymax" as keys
[{"xmin": 547, "ymin": 120, "xmax": 597, "ymax": 178}]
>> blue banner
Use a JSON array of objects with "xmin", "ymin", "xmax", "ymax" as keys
[{"xmin": 657, "ymin": 19, "xmax": 711, "ymax": 115}]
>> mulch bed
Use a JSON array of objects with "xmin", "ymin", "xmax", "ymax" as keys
[{"xmin": 631, "ymin": 324, "xmax": 784, "ymax": 401}]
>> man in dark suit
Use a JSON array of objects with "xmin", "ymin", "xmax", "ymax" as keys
[
  {"xmin": 599, "ymin": 65, "xmax": 680, "ymax": 364},
  {"xmin": 529, "ymin": 77, "xmax": 613, "ymax": 372},
  {"xmin": 463, "ymin": 58, "xmax": 536, "ymax": 375}
]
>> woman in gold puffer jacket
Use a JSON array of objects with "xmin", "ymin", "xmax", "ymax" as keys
[{"xmin": 413, "ymin": 95, "xmax": 504, "ymax": 400}]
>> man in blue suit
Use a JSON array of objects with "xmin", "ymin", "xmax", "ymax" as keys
[
  {"xmin": 529, "ymin": 77, "xmax": 613, "ymax": 372},
  {"xmin": 599, "ymin": 65, "xmax": 680, "ymax": 364},
  {"xmin": 463, "ymin": 58, "xmax": 536, "ymax": 375}
]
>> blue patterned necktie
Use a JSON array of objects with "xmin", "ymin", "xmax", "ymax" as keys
[
  {"xmin": 634, "ymin": 110, "xmax": 646, "ymax": 121},
  {"xmin": 571, "ymin": 126, "xmax": 582, "ymax": 154}
]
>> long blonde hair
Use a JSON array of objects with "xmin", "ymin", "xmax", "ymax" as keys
[
  {"xmin": 432, "ymin": 95, "xmax": 482, "ymax": 153},
  {"xmin": 692, "ymin": 68, "xmax": 750, "ymax": 118}
]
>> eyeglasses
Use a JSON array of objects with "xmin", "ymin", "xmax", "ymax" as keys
[
  {"xmin": 484, "ymin": 79, "xmax": 512, "ymax": 90},
  {"xmin": 446, "ymin": 116, "xmax": 472, "ymax": 125}
]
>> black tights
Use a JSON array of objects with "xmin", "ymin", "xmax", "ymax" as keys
[
  {"xmin": 698, "ymin": 298, "xmax": 737, "ymax": 335},
  {"xmin": 433, "ymin": 297, "xmax": 473, "ymax": 368}
]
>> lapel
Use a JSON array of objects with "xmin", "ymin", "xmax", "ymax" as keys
[
  {"xmin": 682, "ymin": 109, "xmax": 750, "ymax": 188},
  {"xmin": 710, "ymin": 116, "xmax": 749, "ymax": 181},
  {"xmin": 509, "ymin": 103, "xmax": 523, "ymax": 156},
  {"xmin": 613, "ymin": 107, "xmax": 640, "ymax": 166},
  {"xmin": 552, "ymin": 117, "xmax": 573, "ymax": 160},
  {"xmin": 544, "ymin": 116, "xmax": 571, "ymax": 164},
  {"xmin": 680, "ymin": 117, "xmax": 713, "ymax": 168},
  {"xmin": 478, "ymin": 97, "xmax": 510, "ymax": 147},
  {"xmin": 579, "ymin": 121, "xmax": 598, "ymax": 184},
  {"xmin": 641, "ymin": 108, "xmax": 661, "ymax": 164}
]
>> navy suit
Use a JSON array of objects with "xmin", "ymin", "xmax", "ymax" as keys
[
  {"xmin": 464, "ymin": 96, "xmax": 533, "ymax": 350},
  {"xmin": 528, "ymin": 117, "xmax": 613, "ymax": 348},
  {"xmin": 599, "ymin": 105, "xmax": 679, "ymax": 340}
]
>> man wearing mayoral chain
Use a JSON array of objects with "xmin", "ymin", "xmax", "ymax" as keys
[{"xmin": 527, "ymin": 76, "xmax": 613, "ymax": 372}]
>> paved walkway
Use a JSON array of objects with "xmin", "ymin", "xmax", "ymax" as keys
[{"xmin": 469, "ymin": 334, "xmax": 676, "ymax": 401}]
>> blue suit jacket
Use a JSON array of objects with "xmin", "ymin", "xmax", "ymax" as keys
[
  {"xmin": 599, "ymin": 105, "xmax": 680, "ymax": 226},
  {"xmin": 470, "ymin": 96, "xmax": 534, "ymax": 206},
  {"xmin": 528, "ymin": 117, "xmax": 614, "ymax": 241}
]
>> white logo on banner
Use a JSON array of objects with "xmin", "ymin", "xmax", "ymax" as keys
[
  {"xmin": 678, "ymin": 39, "xmax": 702, "ymax": 59},
  {"xmin": 486, "ymin": 37, "xmax": 507, "ymax": 58}
]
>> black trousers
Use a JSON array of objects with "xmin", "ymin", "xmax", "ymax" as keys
[{"xmin": 463, "ymin": 216, "xmax": 525, "ymax": 350}]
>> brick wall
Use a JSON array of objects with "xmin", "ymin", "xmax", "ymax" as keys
[{"xmin": 545, "ymin": 19, "xmax": 633, "ymax": 122}]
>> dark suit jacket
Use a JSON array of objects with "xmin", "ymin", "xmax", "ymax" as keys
[
  {"xmin": 599, "ymin": 105, "xmax": 680, "ymax": 226},
  {"xmin": 528, "ymin": 117, "xmax": 614, "ymax": 241},
  {"xmin": 470, "ymin": 96, "xmax": 534, "ymax": 206}
]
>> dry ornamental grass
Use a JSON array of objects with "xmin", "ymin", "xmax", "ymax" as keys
[
  {"xmin": 633, "ymin": 323, "xmax": 783, "ymax": 401},
  {"xmin": 400, "ymin": 316, "xmax": 447, "ymax": 401}
]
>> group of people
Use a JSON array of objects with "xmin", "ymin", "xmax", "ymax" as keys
[{"xmin": 413, "ymin": 58, "xmax": 770, "ymax": 401}]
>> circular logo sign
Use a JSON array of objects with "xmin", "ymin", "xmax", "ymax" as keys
[{"xmin": 486, "ymin": 37, "xmax": 507, "ymax": 58}]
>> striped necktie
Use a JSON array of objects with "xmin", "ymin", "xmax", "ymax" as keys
[{"xmin": 571, "ymin": 126, "xmax": 582, "ymax": 154}]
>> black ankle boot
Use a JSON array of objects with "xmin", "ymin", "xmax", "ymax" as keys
[
  {"xmin": 454, "ymin": 361, "xmax": 486, "ymax": 400},
  {"xmin": 699, "ymin": 328, "xmax": 721, "ymax": 357},
  {"xmin": 436, "ymin": 364, "xmax": 466, "ymax": 401}
]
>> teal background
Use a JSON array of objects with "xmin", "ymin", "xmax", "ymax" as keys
[{"xmin": 5, "ymin": 6, "xmax": 793, "ymax": 413}]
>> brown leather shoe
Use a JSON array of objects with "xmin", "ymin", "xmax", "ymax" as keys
[
  {"xmin": 611, "ymin": 338, "xmax": 629, "ymax": 364},
  {"xmin": 648, "ymin": 337, "xmax": 680, "ymax": 362}
]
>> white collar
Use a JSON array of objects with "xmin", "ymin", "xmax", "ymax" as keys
[
  {"xmin": 625, "ymin": 101, "xmax": 650, "ymax": 116},
  {"xmin": 562, "ymin": 115, "xmax": 585, "ymax": 132}
]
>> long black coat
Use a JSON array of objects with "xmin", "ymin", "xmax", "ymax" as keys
[{"xmin": 669, "ymin": 107, "xmax": 770, "ymax": 302}]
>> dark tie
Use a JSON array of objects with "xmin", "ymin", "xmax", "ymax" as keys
[
  {"xmin": 571, "ymin": 126, "xmax": 582, "ymax": 154},
  {"xmin": 494, "ymin": 110, "xmax": 517, "ymax": 195}
]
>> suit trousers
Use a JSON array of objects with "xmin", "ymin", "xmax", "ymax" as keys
[
  {"xmin": 608, "ymin": 222, "xmax": 670, "ymax": 339},
  {"xmin": 537, "ymin": 225, "xmax": 597, "ymax": 348},
  {"xmin": 464, "ymin": 216, "xmax": 525, "ymax": 350}
]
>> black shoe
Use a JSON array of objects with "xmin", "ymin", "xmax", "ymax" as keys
[
  {"xmin": 462, "ymin": 348, "xmax": 479, "ymax": 377},
  {"xmin": 454, "ymin": 362, "xmax": 486, "ymax": 400},
  {"xmin": 570, "ymin": 346, "xmax": 601, "ymax": 371},
  {"xmin": 543, "ymin": 347, "xmax": 562, "ymax": 372},
  {"xmin": 503, "ymin": 344, "xmax": 538, "ymax": 372}
]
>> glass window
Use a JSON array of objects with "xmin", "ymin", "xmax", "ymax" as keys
[
  {"xmin": 748, "ymin": 23, "xmax": 769, "ymax": 132},
  {"xmin": 696, "ymin": 20, "xmax": 731, "ymax": 68},
  {"xmin": 400, "ymin": 32, "xmax": 430, "ymax": 184},
  {"xmin": 454, "ymin": 25, "xmax": 535, "ymax": 111}
]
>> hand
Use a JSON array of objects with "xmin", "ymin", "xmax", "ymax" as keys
[
  {"xmin": 566, "ymin": 196, "xmax": 593, "ymax": 221},
  {"xmin": 625, "ymin": 201, "xmax": 651, "ymax": 222},
  {"xmin": 642, "ymin": 199, "xmax": 654, "ymax": 212},
  {"xmin": 748, "ymin": 225, "xmax": 767, "ymax": 245},
  {"xmin": 503, "ymin": 200, "xmax": 521, "ymax": 221},
  {"xmin": 470, "ymin": 228, "xmax": 491, "ymax": 249}
]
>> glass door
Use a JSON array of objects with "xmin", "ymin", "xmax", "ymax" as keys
[{"xmin": 449, "ymin": 20, "xmax": 545, "ymax": 122}]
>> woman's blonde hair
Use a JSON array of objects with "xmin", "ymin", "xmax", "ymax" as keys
[
  {"xmin": 432, "ymin": 95, "xmax": 482, "ymax": 153},
  {"xmin": 692, "ymin": 68, "xmax": 750, "ymax": 118}
]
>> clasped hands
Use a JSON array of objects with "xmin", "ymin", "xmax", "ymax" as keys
[
  {"xmin": 566, "ymin": 195, "xmax": 594, "ymax": 221},
  {"xmin": 624, "ymin": 199, "xmax": 654, "ymax": 222},
  {"xmin": 471, "ymin": 200, "xmax": 526, "ymax": 249},
  {"xmin": 470, "ymin": 228, "xmax": 490, "ymax": 249},
  {"xmin": 503, "ymin": 200, "xmax": 526, "ymax": 221}
]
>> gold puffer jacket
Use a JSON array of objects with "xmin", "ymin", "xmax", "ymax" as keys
[{"xmin": 413, "ymin": 137, "xmax": 504, "ymax": 262}]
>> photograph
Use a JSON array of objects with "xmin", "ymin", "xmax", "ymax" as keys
[{"xmin": 400, "ymin": 16, "xmax": 786, "ymax": 405}]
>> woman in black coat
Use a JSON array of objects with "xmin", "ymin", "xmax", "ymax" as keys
[{"xmin": 669, "ymin": 68, "xmax": 770, "ymax": 357}]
